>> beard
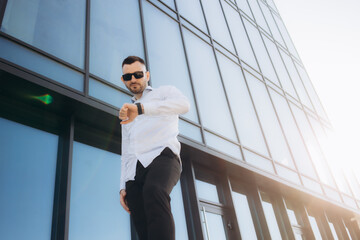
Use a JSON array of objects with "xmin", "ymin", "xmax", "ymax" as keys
[{"xmin": 127, "ymin": 82, "xmax": 145, "ymax": 94}]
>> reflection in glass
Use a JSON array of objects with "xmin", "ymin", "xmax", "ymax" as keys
[
  {"xmin": 0, "ymin": 37, "xmax": 84, "ymax": 91},
  {"xmin": 170, "ymin": 181, "xmax": 189, "ymax": 240},
  {"xmin": 182, "ymin": 28, "xmax": 237, "ymax": 141},
  {"xmin": 328, "ymin": 221, "xmax": 339, "ymax": 240},
  {"xmin": 260, "ymin": 193, "xmax": 282, "ymax": 239},
  {"xmin": 90, "ymin": 0, "xmax": 144, "ymax": 88},
  {"xmin": 195, "ymin": 179, "xmax": 220, "ymax": 203},
  {"xmin": 243, "ymin": 19, "xmax": 279, "ymax": 85},
  {"xmin": 1, "ymin": 0, "xmax": 85, "ymax": 68},
  {"xmin": 0, "ymin": 117, "xmax": 58, "ymax": 240},
  {"xmin": 245, "ymin": 72, "xmax": 294, "ymax": 167},
  {"xmin": 307, "ymin": 214, "xmax": 322, "ymax": 239},
  {"xmin": 143, "ymin": 1, "xmax": 199, "ymax": 122},
  {"xmin": 232, "ymin": 191, "xmax": 257, "ymax": 239},
  {"xmin": 290, "ymin": 104, "xmax": 334, "ymax": 185},
  {"xmin": 69, "ymin": 142, "xmax": 130, "ymax": 240},
  {"xmin": 269, "ymin": 89, "xmax": 317, "ymax": 178},
  {"xmin": 176, "ymin": 0, "xmax": 208, "ymax": 33},
  {"xmin": 216, "ymin": 51, "xmax": 268, "ymax": 156},
  {"xmin": 221, "ymin": 2, "xmax": 259, "ymax": 71},
  {"xmin": 201, "ymin": 0, "xmax": 235, "ymax": 53},
  {"xmin": 246, "ymin": 0, "xmax": 270, "ymax": 33},
  {"xmin": 201, "ymin": 209, "xmax": 227, "ymax": 240},
  {"xmin": 236, "ymin": 0, "xmax": 253, "ymax": 18},
  {"xmin": 204, "ymin": 131, "xmax": 242, "ymax": 160},
  {"xmin": 179, "ymin": 119, "xmax": 203, "ymax": 143},
  {"xmin": 89, "ymin": 78, "xmax": 132, "ymax": 108}
]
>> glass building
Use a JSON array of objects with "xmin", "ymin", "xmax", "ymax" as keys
[{"xmin": 0, "ymin": 0, "xmax": 359, "ymax": 239}]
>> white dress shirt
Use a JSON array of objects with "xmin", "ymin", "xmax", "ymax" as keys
[{"xmin": 119, "ymin": 85, "xmax": 190, "ymax": 191}]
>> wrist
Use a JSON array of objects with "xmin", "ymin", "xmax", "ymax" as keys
[{"xmin": 135, "ymin": 102, "xmax": 143, "ymax": 115}]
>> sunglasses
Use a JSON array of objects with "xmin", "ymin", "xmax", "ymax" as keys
[{"xmin": 122, "ymin": 71, "xmax": 144, "ymax": 81}]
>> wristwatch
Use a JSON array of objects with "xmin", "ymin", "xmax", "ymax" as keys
[{"xmin": 135, "ymin": 102, "xmax": 143, "ymax": 115}]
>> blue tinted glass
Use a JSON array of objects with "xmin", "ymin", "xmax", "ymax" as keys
[
  {"xmin": 69, "ymin": 142, "xmax": 130, "ymax": 240},
  {"xmin": 258, "ymin": 2, "xmax": 285, "ymax": 46},
  {"xmin": 161, "ymin": 0, "xmax": 175, "ymax": 9},
  {"xmin": 216, "ymin": 51, "xmax": 268, "ymax": 157},
  {"xmin": 182, "ymin": 29, "xmax": 237, "ymax": 141},
  {"xmin": 143, "ymin": 1, "xmax": 199, "ymax": 123},
  {"xmin": 179, "ymin": 119, "xmax": 203, "ymax": 143},
  {"xmin": 195, "ymin": 179, "xmax": 220, "ymax": 203},
  {"xmin": 1, "ymin": 0, "xmax": 85, "ymax": 68},
  {"xmin": 0, "ymin": 37, "xmax": 84, "ymax": 91},
  {"xmin": 245, "ymin": 72, "xmax": 294, "ymax": 168},
  {"xmin": 204, "ymin": 131, "xmax": 242, "ymax": 160},
  {"xmin": 232, "ymin": 191, "xmax": 257, "ymax": 239},
  {"xmin": 0, "ymin": 117, "xmax": 58, "ymax": 240},
  {"xmin": 170, "ymin": 181, "xmax": 189, "ymax": 240},
  {"xmin": 201, "ymin": 0, "xmax": 235, "ymax": 53},
  {"xmin": 236, "ymin": 0, "xmax": 253, "ymax": 18},
  {"xmin": 177, "ymin": 0, "xmax": 208, "ymax": 33},
  {"xmin": 89, "ymin": 78, "xmax": 132, "ymax": 108},
  {"xmin": 221, "ymin": 2, "xmax": 259, "ymax": 71},
  {"xmin": 90, "ymin": 0, "xmax": 144, "ymax": 88}
]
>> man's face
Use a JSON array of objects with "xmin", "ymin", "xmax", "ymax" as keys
[{"xmin": 121, "ymin": 61, "xmax": 150, "ymax": 95}]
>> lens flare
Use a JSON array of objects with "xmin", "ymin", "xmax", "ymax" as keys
[{"xmin": 31, "ymin": 94, "xmax": 53, "ymax": 105}]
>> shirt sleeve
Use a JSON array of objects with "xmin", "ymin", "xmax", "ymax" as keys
[
  {"xmin": 120, "ymin": 124, "xmax": 130, "ymax": 191},
  {"xmin": 142, "ymin": 86, "xmax": 190, "ymax": 116}
]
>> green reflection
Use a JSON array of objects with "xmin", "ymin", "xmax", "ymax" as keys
[{"xmin": 32, "ymin": 94, "xmax": 53, "ymax": 105}]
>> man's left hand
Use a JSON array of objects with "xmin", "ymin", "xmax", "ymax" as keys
[{"xmin": 119, "ymin": 103, "xmax": 138, "ymax": 124}]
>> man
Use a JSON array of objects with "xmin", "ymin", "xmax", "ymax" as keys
[{"xmin": 118, "ymin": 56, "xmax": 190, "ymax": 240}]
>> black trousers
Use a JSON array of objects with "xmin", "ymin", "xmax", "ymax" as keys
[{"xmin": 125, "ymin": 147, "xmax": 182, "ymax": 240}]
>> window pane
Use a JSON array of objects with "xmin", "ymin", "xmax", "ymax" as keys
[
  {"xmin": 307, "ymin": 214, "xmax": 323, "ymax": 239},
  {"xmin": 89, "ymin": 78, "xmax": 132, "ymax": 108},
  {"xmin": 69, "ymin": 142, "xmax": 130, "ymax": 240},
  {"xmin": 290, "ymin": 104, "xmax": 334, "ymax": 185},
  {"xmin": 269, "ymin": 89, "xmax": 317, "ymax": 178},
  {"xmin": 258, "ymin": 2, "xmax": 285, "ymax": 46},
  {"xmin": 216, "ymin": 51, "xmax": 268, "ymax": 156},
  {"xmin": 201, "ymin": 0, "xmax": 235, "ymax": 53},
  {"xmin": 260, "ymin": 193, "xmax": 282, "ymax": 239},
  {"xmin": 272, "ymin": 14, "xmax": 300, "ymax": 60},
  {"xmin": 328, "ymin": 222, "xmax": 339, "ymax": 240},
  {"xmin": 263, "ymin": 36, "xmax": 297, "ymax": 97},
  {"xmin": 1, "ymin": 0, "xmax": 85, "ymax": 68},
  {"xmin": 243, "ymin": 19, "xmax": 279, "ymax": 84},
  {"xmin": 244, "ymin": 149, "xmax": 275, "ymax": 173},
  {"xmin": 222, "ymin": 2, "xmax": 259, "ymax": 71},
  {"xmin": 0, "ymin": 36, "xmax": 84, "ymax": 91},
  {"xmin": 0, "ymin": 117, "xmax": 58, "ymax": 240},
  {"xmin": 202, "ymin": 211, "xmax": 227, "ymax": 240},
  {"xmin": 232, "ymin": 191, "xmax": 258, "ymax": 239},
  {"xmin": 246, "ymin": 72, "xmax": 294, "ymax": 167},
  {"xmin": 177, "ymin": 0, "xmax": 208, "ymax": 33},
  {"xmin": 143, "ymin": 1, "xmax": 199, "ymax": 122},
  {"xmin": 236, "ymin": 0, "xmax": 253, "ymax": 18},
  {"xmin": 182, "ymin": 28, "xmax": 237, "ymax": 141},
  {"xmin": 295, "ymin": 64, "xmax": 328, "ymax": 120},
  {"xmin": 170, "ymin": 182, "xmax": 189, "ymax": 240},
  {"xmin": 179, "ymin": 119, "xmax": 203, "ymax": 143},
  {"xmin": 195, "ymin": 179, "xmax": 220, "ymax": 203},
  {"xmin": 247, "ymin": 0, "xmax": 270, "ymax": 33},
  {"xmin": 90, "ymin": 0, "xmax": 144, "ymax": 88},
  {"xmin": 204, "ymin": 131, "xmax": 242, "ymax": 160}
]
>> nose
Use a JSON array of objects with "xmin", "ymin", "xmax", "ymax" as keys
[{"xmin": 130, "ymin": 75, "xmax": 137, "ymax": 82}]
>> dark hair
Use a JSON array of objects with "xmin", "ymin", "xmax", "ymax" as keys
[{"xmin": 122, "ymin": 56, "xmax": 146, "ymax": 68}]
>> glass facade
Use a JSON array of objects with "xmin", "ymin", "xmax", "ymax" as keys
[{"xmin": 1, "ymin": 0, "xmax": 360, "ymax": 239}]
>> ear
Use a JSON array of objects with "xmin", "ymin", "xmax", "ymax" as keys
[
  {"xmin": 121, "ymin": 76, "xmax": 125, "ymax": 84},
  {"xmin": 146, "ymin": 71, "xmax": 150, "ymax": 83}
]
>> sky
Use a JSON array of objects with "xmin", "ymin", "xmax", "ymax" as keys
[{"xmin": 274, "ymin": 0, "xmax": 360, "ymax": 172}]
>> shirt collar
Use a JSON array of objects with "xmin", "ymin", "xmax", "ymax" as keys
[{"xmin": 131, "ymin": 85, "xmax": 153, "ymax": 103}]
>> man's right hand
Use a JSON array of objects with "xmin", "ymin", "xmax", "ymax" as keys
[{"xmin": 120, "ymin": 189, "xmax": 130, "ymax": 214}]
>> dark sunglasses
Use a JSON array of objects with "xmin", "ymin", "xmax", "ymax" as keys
[{"xmin": 122, "ymin": 71, "xmax": 144, "ymax": 81}]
